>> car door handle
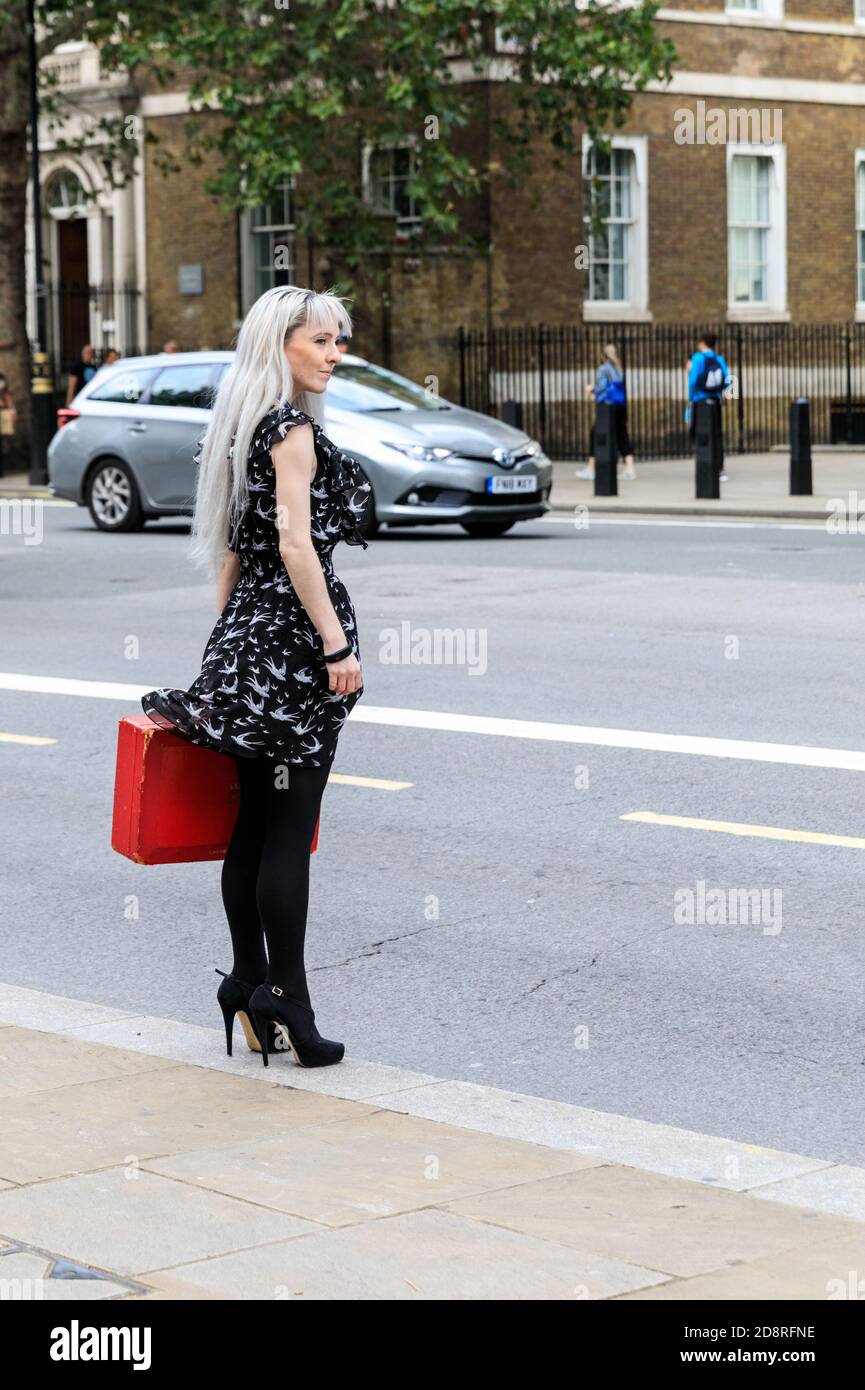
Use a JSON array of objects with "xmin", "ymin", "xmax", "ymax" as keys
[{"xmin": 128, "ymin": 423, "xmax": 147, "ymax": 434}]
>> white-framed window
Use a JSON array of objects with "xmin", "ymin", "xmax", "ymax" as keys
[
  {"xmin": 726, "ymin": 0, "xmax": 784, "ymax": 18},
  {"xmin": 856, "ymin": 0, "xmax": 865, "ymax": 25},
  {"xmin": 856, "ymin": 151, "xmax": 865, "ymax": 309},
  {"xmin": 581, "ymin": 134, "xmax": 650, "ymax": 320},
  {"xmin": 726, "ymin": 143, "xmax": 787, "ymax": 319},
  {"xmin": 239, "ymin": 177, "xmax": 295, "ymax": 312},
  {"xmin": 362, "ymin": 140, "xmax": 422, "ymax": 237}
]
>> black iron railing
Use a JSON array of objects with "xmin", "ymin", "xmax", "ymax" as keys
[
  {"xmin": 456, "ymin": 322, "xmax": 865, "ymax": 459},
  {"xmin": 27, "ymin": 281, "xmax": 144, "ymax": 383}
]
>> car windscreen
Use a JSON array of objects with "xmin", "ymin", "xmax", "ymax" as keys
[
  {"xmin": 147, "ymin": 364, "xmax": 219, "ymax": 408},
  {"xmin": 328, "ymin": 361, "xmax": 450, "ymax": 412},
  {"xmin": 88, "ymin": 368, "xmax": 159, "ymax": 404}
]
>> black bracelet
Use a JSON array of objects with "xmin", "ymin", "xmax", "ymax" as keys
[{"xmin": 323, "ymin": 643, "xmax": 352, "ymax": 663}]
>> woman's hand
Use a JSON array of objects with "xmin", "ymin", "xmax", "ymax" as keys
[
  {"xmin": 584, "ymin": 382, "xmax": 595, "ymax": 399},
  {"xmin": 324, "ymin": 647, "xmax": 362, "ymax": 695}
]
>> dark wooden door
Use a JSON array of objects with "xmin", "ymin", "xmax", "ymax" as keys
[{"xmin": 58, "ymin": 218, "xmax": 89, "ymax": 369}]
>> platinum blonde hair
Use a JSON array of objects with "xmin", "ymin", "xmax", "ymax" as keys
[
  {"xmin": 189, "ymin": 285, "xmax": 353, "ymax": 577},
  {"xmin": 603, "ymin": 343, "xmax": 623, "ymax": 375}
]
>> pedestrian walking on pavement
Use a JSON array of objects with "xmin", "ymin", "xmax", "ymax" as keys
[
  {"xmin": 686, "ymin": 332, "xmax": 732, "ymax": 482},
  {"xmin": 141, "ymin": 285, "xmax": 372, "ymax": 1069},
  {"xmin": 576, "ymin": 343, "xmax": 636, "ymax": 481},
  {"xmin": 65, "ymin": 344, "xmax": 97, "ymax": 405}
]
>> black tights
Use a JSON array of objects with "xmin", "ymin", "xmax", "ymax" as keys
[{"xmin": 220, "ymin": 754, "xmax": 333, "ymax": 1008}]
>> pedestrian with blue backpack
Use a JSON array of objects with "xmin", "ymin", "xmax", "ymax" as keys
[
  {"xmin": 686, "ymin": 332, "xmax": 732, "ymax": 482},
  {"xmin": 576, "ymin": 343, "xmax": 636, "ymax": 481}
]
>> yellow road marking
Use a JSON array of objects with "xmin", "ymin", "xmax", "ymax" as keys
[
  {"xmin": 328, "ymin": 773, "xmax": 412, "ymax": 791},
  {"xmin": 0, "ymin": 732, "xmax": 57, "ymax": 746},
  {"xmin": 622, "ymin": 810, "xmax": 865, "ymax": 850}
]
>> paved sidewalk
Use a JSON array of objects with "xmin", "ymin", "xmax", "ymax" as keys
[
  {"xmin": 5, "ymin": 452, "xmax": 865, "ymax": 524},
  {"xmin": 552, "ymin": 451, "xmax": 865, "ymax": 520},
  {"xmin": 1, "ymin": 983, "xmax": 864, "ymax": 1300}
]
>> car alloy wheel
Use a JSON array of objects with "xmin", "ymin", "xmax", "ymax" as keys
[{"xmin": 87, "ymin": 460, "xmax": 145, "ymax": 532}]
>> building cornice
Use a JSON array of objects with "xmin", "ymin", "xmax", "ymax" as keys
[{"xmin": 656, "ymin": 7, "xmax": 865, "ymax": 39}]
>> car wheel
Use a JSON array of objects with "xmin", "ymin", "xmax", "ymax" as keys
[
  {"xmin": 460, "ymin": 520, "xmax": 517, "ymax": 538},
  {"xmin": 86, "ymin": 459, "xmax": 145, "ymax": 532}
]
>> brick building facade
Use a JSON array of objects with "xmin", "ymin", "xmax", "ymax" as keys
[{"xmin": 28, "ymin": 7, "xmax": 865, "ymax": 398}]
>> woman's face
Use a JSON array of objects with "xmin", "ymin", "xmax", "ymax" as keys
[{"xmin": 284, "ymin": 320, "xmax": 342, "ymax": 397}]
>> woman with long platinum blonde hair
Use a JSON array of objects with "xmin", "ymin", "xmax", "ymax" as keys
[{"xmin": 142, "ymin": 284, "xmax": 372, "ymax": 1069}]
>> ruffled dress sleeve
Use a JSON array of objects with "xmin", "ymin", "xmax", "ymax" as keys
[
  {"xmin": 248, "ymin": 402, "xmax": 314, "ymax": 466},
  {"xmin": 328, "ymin": 444, "xmax": 372, "ymax": 550}
]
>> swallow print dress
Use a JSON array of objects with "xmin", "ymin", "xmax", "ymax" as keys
[{"xmin": 140, "ymin": 402, "xmax": 371, "ymax": 765}]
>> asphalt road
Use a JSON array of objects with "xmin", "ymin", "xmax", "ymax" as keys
[{"xmin": 2, "ymin": 503, "xmax": 864, "ymax": 1165}]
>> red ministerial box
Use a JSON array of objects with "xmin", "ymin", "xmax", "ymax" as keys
[{"xmin": 111, "ymin": 715, "xmax": 319, "ymax": 864}]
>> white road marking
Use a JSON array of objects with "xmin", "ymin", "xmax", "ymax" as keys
[
  {"xmin": 532, "ymin": 514, "xmax": 833, "ymax": 532},
  {"xmin": 2, "ymin": 671, "xmax": 864, "ymax": 773}
]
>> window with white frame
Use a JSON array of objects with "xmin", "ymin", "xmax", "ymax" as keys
[
  {"xmin": 726, "ymin": 0, "xmax": 784, "ymax": 17},
  {"xmin": 363, "ymin": 142, "xmax": 421, "ymax": 235},
  {"xmin": 856, "ymin": 154, "xmax": 865, "ymax": 303},
  {"xmin": 581, "ymin": 136, "xmax": 649, "ymax": 316},
  {"xmin": 726, "ymin": 145, "xmax": 786, "ymax": 314},
  {"xmin": 240, "ymin": 178, "xmax": 295, "ymax": 311},
  {"xmin": 857, "ymin": 0, "xmax": 865, "ymax": 25}
]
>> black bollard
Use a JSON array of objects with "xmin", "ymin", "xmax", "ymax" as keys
[
  {"xmin": 594, "ymin": 402, "xmax": 618, "ymax": 496},
  {"xmin": 789, "ymin": 397, "xmax": 812, "ymax": 495},
  {"xmin": 694, "ymin": 399, "xmax": 721, "ymax": 499},
  {"xmin": 502, "ymin": 399, "xmax": 523, "ymax": 431}
]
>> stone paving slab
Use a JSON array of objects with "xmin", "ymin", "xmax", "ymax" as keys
[
  {"xmin": 441, "ymin": 1164, "xmax": 861, "ymax": 1281},
  {"xmin": 0, "ymin": 1024, "xmax": 178, "ymax": 1099},
  {"xmin": 615, "ymin": 1228, "xmax": 865, "ymax": 1301},
  {"xmin": 2, "ymin": 998, "xmax": 865, "ymax": 1300},
  {"xmin": 0, "ymin": 1044, "xmax": 379, "ymax": 1184},
  {"xmin": 143, "ymin": 1107, "xmax": 602, "ymax": 1227},
  {"xmin": 0, "ymin": 1167, "xmax": 317, "ymax": 1277},
  {"xmin": 143, "ymin": 1208, "xmax": 671, "ymax": 1301}
]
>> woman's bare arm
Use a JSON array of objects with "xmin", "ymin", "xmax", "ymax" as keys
[
  {"xmin": 216, "ymin": 548, "xmax": 241, "ymax": 613},
  {"xmin": 270, "ymin": 426, "xmax": 363, "ymax": 696}
]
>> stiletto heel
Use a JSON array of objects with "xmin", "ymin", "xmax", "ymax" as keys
[
  {"xmin": 248, "ymin": 984, "xmax": 345, "ymax": 1068},
  {"xmin": 218, "ymin": 996, "xmax": 236, "ymax": 1056},
  {"xmin": 215, "ymin": 967, "xmax": 271, "ymax": 1056},
  {"xmin": 251, "ymin": 1008, "xmax": 270, "ymax": 1067}
]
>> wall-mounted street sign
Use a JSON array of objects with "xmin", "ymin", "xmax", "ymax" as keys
[{"xmin": 178, "ymin": 265, "xmax": 204, "ymax": 295}]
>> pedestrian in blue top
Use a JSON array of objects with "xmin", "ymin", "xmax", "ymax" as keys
[
  {"xmin": 576, "ymin": 343, "xmax": 636, "ymax": 480},
  {"xmin": 686, "ymin": 332, "xmax": 731, "ymax": 481}
]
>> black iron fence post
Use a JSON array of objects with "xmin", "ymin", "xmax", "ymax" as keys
[
  {"xmin": 453, "ymin": 320, "xmax": 865, "ymax": 460},
  {"xmin": 845, "ymin": 325, "xmax": 853, "ymax": 444}
]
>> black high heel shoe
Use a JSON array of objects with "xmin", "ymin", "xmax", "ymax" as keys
[
  {"xmin": 215, "ymin": 968, "xmax": 289, "ymax": 1057},
  {"xmin": 248, "ymin": 983, "xmax": 345, "ymax": 1068}
]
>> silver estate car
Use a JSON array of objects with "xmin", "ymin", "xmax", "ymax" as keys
[{"xmin": 47, "ymin": 350, "xmax": 552, "ymax": 537}]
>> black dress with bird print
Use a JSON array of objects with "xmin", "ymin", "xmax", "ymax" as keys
[{"xmin": 141, "ymin": 402, "xmax": 371, "ymax": 765}]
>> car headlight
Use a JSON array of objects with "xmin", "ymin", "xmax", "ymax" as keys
[
  {"xmin": 385, "ymin": 442, "xmax": 455, "ymax": 463},
  {"xmin": 524, "ymin": 439, "xmax": 545, "ymax": 458}
]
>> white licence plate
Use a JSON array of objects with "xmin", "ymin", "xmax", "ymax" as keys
[{"xmin": 486, "ymin": 475, "xmax": 537, "ymax": 494}]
